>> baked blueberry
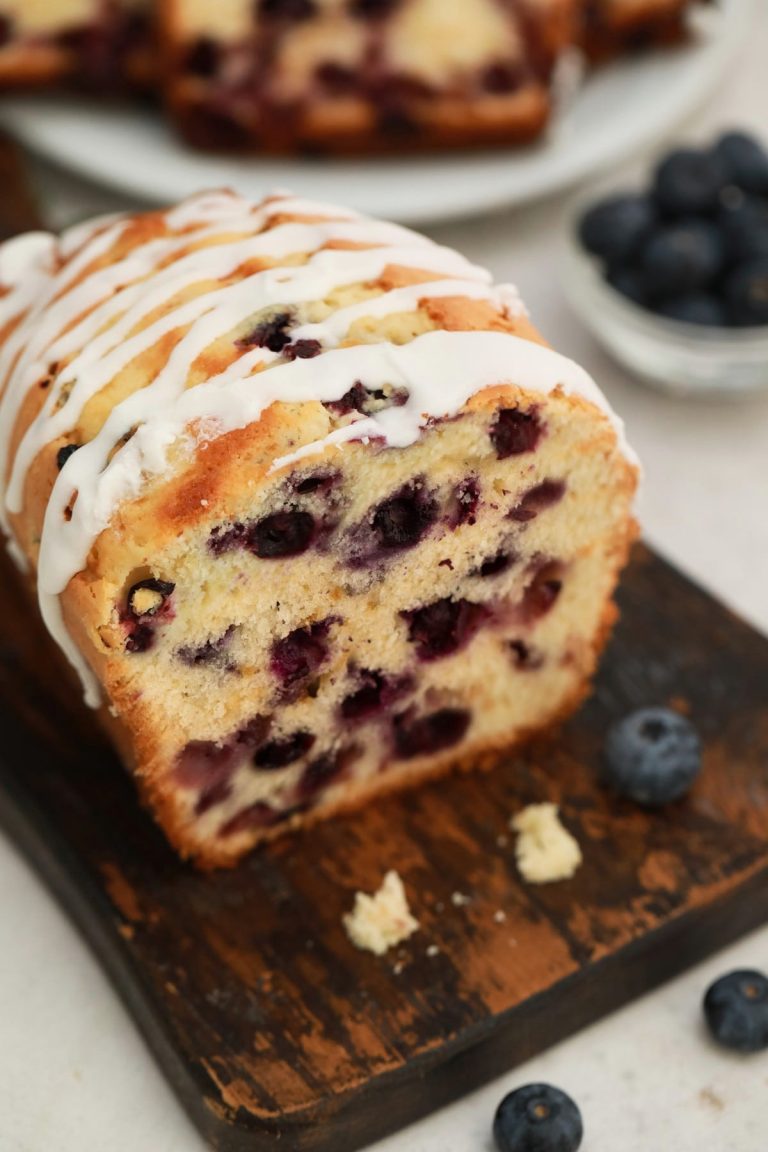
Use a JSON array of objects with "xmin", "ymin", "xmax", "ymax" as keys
[
  {"xmin": 491, "ymin": 408, "xmax": 543, "ymax": 458},
  {"xmin": 259, "ymin": 0, "xmax": 316, "ymax": 19},
  {"xmin": 393, "ymin": 707, "xmax": 470, "ymax": 759},
  {"xmin": 254, "ymin": 730, "xmax": 315, "ymax": 770},
  {"xmin": 714, "ymin": 131, "xmax": 768, "ymax": 196},
  {"xmin": 602, "ymin": 707, "xmax": 701, "ymax": 806},
  {"xmin": 653, "ymin": 148, "xmax": 728, "ymax": 217},
  {"xmin": 724, "ymin": 258, "xmax": 768, "ymax": 326},
  {"xmin": 350, "ymin": 0, "xmax": 400, "ymax": 17},
  {"xmin": 56, "ymin": 443, "xmax": 80, "ymax": 470},
  {"xmin": 372, "ymin": 483, "xmax": 437, "ymax": 550},
  {"xmin": 270, "ymin": 619, "xmax": 332, "ymax": 695},
  {"xmin": 655, "ymin": 294, "xmax": 727, "ymax": 327},
  {"xmin": 402, "ymin": 597, "xmax": 490, "ymax": 661},
  {"xmin": 509, "ymin": 479, "xmax": 565, "ymax": 524},
  {"xmin": 237, "ymin": 310, "xmax": 294, "ymax": 352},
  {"xmin": 340, "ymin": 669, "xmax": 410, "ymax": 720},
  {"xmin": 249, "ymin": 511, "xmax": 315, "ymax": 558},
  {"xmin": 493, "ymin": 1083, "xmax": 583, "ymax": 1152},
  {"xmin": 284, "ymin": 338, "xmax": 322, "ymax": 360},
  {"xmin": 578, "ymin": 194, "xmax": 655, "ymax": 264},
  {"xmin": 126, "ymin": 578, "xmax": 175, "ymax": 619},
  {"xmin": 704, "ymin": 969, "xmax": 768, "ymax": 1053},
  {"xmin": 185, "ymin": 37, "xmax": 219, "ymax": 76},
  {"xmin": 519, "ymin": 562, "xmax": 563, "ymax": 621},
  {"xmin": 640, "ymin": 222, "xmax": 724, "ymax": 296}
]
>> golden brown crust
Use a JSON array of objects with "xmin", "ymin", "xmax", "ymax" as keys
[{"xmin": 3, "ymin": 194, "xmax": 640, "ymax": 866}]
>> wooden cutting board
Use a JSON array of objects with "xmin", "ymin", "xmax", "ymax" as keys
[{"xmin": 1, "ymin": 141, "xmax": 768, "ymax": 1152}]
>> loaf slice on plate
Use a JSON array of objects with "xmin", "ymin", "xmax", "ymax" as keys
[
  {"xmin": 160, "ymin": 0, "xmax": 579, "ymax": 153},
  {"xmin": 0, "ymin": 0, "xmax": 154, "ymax": 90},
  {"xmin": 0, "ymin": 190, "xmax": 638, "ymax": 866},
  {"xmin": 580, "ymin": 0, "xmax": 704, "ymax": 59}
]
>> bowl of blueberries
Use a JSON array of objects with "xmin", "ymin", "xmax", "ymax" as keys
[{"xmin": 564, "ymin": 130, "xmax": 768, "ymax": 396}]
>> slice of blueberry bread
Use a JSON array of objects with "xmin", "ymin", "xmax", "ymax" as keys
[
  {"xmin": 160, "ymin": 0, "xmax": 578, "ymax": 153},
  {"xmin": 0, "ymin": 0, "xmax": 154, "ymax": 91},
  {"xmin": 579, "ymin": 0, "xmax": 705, "ymax": 60},
  {"xmin": 0, "ymin": 190, "xmax": 638, "ymax": 867}
]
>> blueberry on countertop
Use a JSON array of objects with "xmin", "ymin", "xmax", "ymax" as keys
[
  {"xmin": 714, "ymin": 130, "xmax": 768, "ymax": 196},
  {"xmin": 602, "ymin": 707, "xmax": 701, "ymax": 806},
  {"xmin": 704, "ymin": 970, "xmax": 768, "ymax": 1053},
  {"xmin": 493, "ymin": 1084, "xmax": 583, "ymax": 1152},
  {"xmin": 578, "ymin": 194, "xmax": 656, "ymax": 264},
  {"xmin": 724, "ymin": 258, "xmax": 768, "ymax": 326},
  {"xmin": 640, "ymin": 221, "xmax": 724, "ymax": 296},
  {"xmin": 653, "ymin": 147, "xmax": 728, "ymax": 217},
  {"xmin": 655, "ymin": 293, "xmax": 728, "ymax": 327}
]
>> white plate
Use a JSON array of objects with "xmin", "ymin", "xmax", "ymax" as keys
[{"xmin": 0, "ymin": 0, "xmax": 750, "ymax": 226}]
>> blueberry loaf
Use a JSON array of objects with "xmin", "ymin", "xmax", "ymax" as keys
[
  {"xmin": 580, "ymin": 0, "xmax": 703, "ymax": 59},
  {"xmin": 0, "ymin": 190, "xmax": 638, "ymax": 867},
  {"xmin": 160, "ymin": 0, "xmax": 579, "ymax": 154},
  {"xmin": 0, "ymin": 1, "xmax": 154, "ymax": 91}
]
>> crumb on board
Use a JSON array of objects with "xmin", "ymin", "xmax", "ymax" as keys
[
  {"xmin": 343, "ymin": 870, "xmax": 419, "ymax": 956},
  {"xmin": 494, "ymin": 910, "xmax": 507, "ymax": 924},
  {"xmin": 511, "ymin": 803, "xmax": 582, "ymax": 884},
  {"xmin": 426, "ymin": 945, "xmax": 440, "ymax": 958}
]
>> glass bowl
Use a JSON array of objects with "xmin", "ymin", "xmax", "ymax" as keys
[{"xmin": 562, "ymin": 187, "xmax": 768, "ymax": 399}]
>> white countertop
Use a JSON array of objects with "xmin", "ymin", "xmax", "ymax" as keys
[{"xmin": 2, "ymin": 23, "xmax": 768, "ymax": 1152}]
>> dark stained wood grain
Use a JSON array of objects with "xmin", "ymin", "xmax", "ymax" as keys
[
  {"xmin": 1, "ymin": 141, "xmax": 767, "ymax": 1150},
  {"xmin": 1, "ymin": 544, "xmax": 768, "ymax": 1151}
]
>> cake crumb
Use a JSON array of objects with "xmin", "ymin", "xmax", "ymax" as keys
[
  {"xmin": 699, "ymin": 1087, "xmax": 724, "ymax": 1112},
  {"xmin": 426, "ymin": 945, "xmax": 440, "ymax": 958},
  {"xmin": 494, "ymin": 910, "xmax": 507, "ymax": 924},
  {"xmin": 511, "ymin": 803, "xmax": 582, "ymax": 884},
  {"xmin": 392, "ymin": 961, "xmax": 405, "ymax": 976},
  {"xmin": 344, "ymin": 870, "xmax": 419, "ymax": 956},
  {"xmin": 451, "ymin": 891, "xmax": 471, "ymax": 907}
]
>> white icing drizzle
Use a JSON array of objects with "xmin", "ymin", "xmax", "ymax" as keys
[{"xmin": 0, "ymin": 190, "xmax": 634, "ymax": 705}]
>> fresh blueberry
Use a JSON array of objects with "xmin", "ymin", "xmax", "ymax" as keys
[
  {"xmin": 493, "ymin": 1084, "xmax": 583, "ymax": 1152},
  {"xmin": 724, "ymin": 258, "xmax": 768, "ymax": 326},
  {"xmin": 578, "ymin": 194, "xmax": 656, "ymax": 264},
  {"xmin": 654, "ymin": 293, "xmax": 728, "ymax": 327},
  {"xmin": 720, "ymin": 196, "xmax": 768, "ymax": 264},
  {"xmin": 714, "ymin": 131, "xmax": 768, "ymax": 196},
  {"xmin": 653, "ymin": 148, "xmax": 728, "ymax": 217},
  {"xmin": 605, "ymin": 265, "xmax": 649, "ymax": 307},
  {"xmin": 603, "ymin": 707, "xmax": 701, "ymax": 806},
  {"xmin": 640, "ymin": 221, "xmax": 724, "ymax": 296},
  {"xmin": 704, "ymin": 970, "xmax": 768, "ymax": 1053}
]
